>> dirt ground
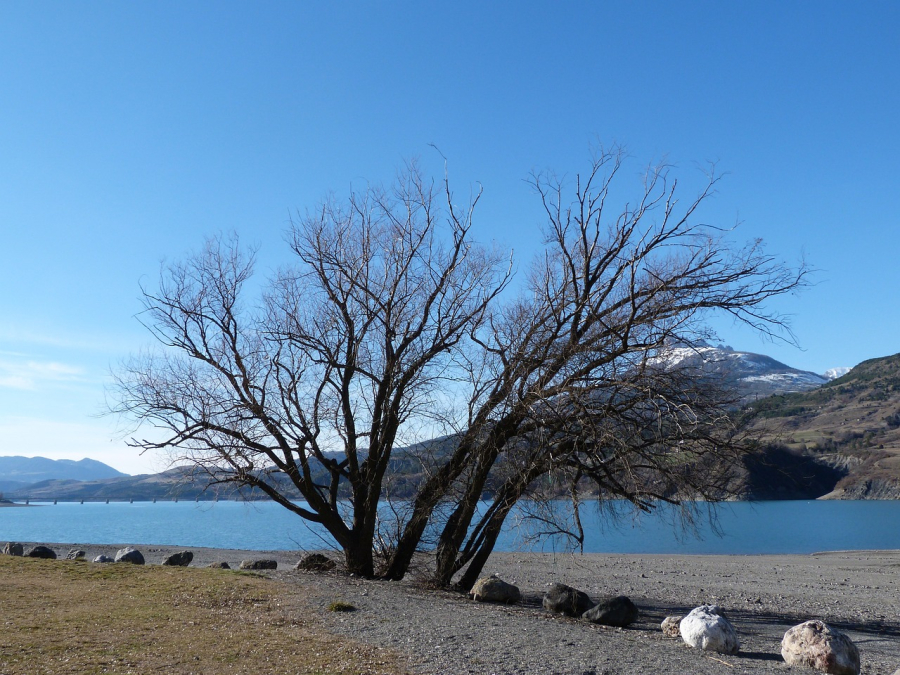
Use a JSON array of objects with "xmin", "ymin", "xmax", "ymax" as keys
[{"xmin": 10, "ymin": 542, "xmax": 900, "ymax": 674}]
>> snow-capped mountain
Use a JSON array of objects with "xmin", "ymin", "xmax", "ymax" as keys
[
  {"xmin": 654, "ymin": 343, "xmax": 828, "ymax": 401},
  {"xmin": 823, "ymin": 367, "xmax": 852, "ymax": 381}
]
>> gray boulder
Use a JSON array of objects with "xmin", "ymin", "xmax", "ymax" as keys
[
  {"xmin": 469, "ymin": 576, "xmax": 522, "ymax": 604},
  {"xmin": 781, "ymin": 620, "xmax": 860, "ymax": 675},
  {"xmin": 3, "ymin": 542, "xmax": 24, "ymax": 556},
  {"xmin": 65, "ymin": 549, "xmax": 86, "ymax": 560},
  {"xmin": 582, "ymin": 595, "xmax": 639, "ymax": 627},
  {"xmin": 207, "ymin": 561, "xmax": 231, "ymax": 569},
  {"xmin": 295, "ymin": 553, "xmax": 336, "ymax": 572},
  {"xmin": 680, "ymin": 605, "xmax": 740, "ymax": 655},
  {"xmin": 26, "ymin": 545, "xmax": 57, "ymax": 559},
  {"xmin": 93, "ymin": 555, "xmax": 114, "ymax": 563},
  {"xmin": 239, "ymin": 559, "xmax": 277, "ymax": 570},
  {"xmin": 542, "ymin": 582, "xmax": 593, "ymax": 617},
  {"xmin": 661, "ymin": 615, "xmax": 683, "ymax": 638},
  {"xmin": 161, "ymin": 551, "xmax": 193, "ymax": 567},
  {"xmin": 114, "ymin": 547, "xmax": 145, "ymax": 564}
]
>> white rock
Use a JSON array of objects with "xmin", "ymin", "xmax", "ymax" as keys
[
  {"xmin": 781, "ymin": 620, "xmax": 859, "ymax": 675},
  {"xmin": 679, "ymin": 605, "xmax": 740, "ymax": 655}
]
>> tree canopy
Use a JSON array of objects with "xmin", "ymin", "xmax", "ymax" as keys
[{"xmin": 113, "ymin": 147, "xmax": 807, "ymax": 584}]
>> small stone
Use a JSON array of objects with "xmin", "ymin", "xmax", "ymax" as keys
[
  {"xmin": 114, "ymin": 547, "xmax": 145, "ymax": 564},
  {"xmin": 469, "ymin": 576, "xmax": 522, "ymax": 604},
  {"xmin": 781, "ymin": 620, "xmax": 860, "ymax": 675},
  {"xmin": 161, "ymin": 551, "xmax": 193, "ymax": 567},
  {"xmin": 294, "ymin": 553, "xmax": 336, "ymax": 572},
  {"xmin": 661, "ymin": 615, "xmax": 683, "ymax": 638},
  {"xmin": 3, "ymin": 542, "xmax": 24, "ymax": 556},
  {"xmin": 542, "ymin": 583, "xmax": 593, "ymax": 617},
  {"xmin": 207, "ymin": 561, "xmax": 231, "ymax": 569},
  {"xmin": 93, "ymin": 555, "xmax": 114, "ymax": 563},
  {"xmin": 582, "ymin": 595, "xmax": 639, "ymax": 627},
  {"xmin": 25, "ymin": 545, "xmax": 57, "ymax": 559},
  {"xmin": 239, "ymin": 559, "xmax": 277, "ymax": 570},
  {"xmin": 66, "ymin": 549, "xmax": 86, "ymax": 560},
  {"xmin": 680, "ymin": 605, "xmax": 740, "ymax": 655}
]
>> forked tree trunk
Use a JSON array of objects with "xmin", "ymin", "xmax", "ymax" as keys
[
  {"xmin": 435, "ymin": 463, "xmax": 545, "ymax": 588},
  {"xmin": 453, "ymin": 505, "xmax": 513, "ymax": 591}
]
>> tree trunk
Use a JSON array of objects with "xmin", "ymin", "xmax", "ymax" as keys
[
  {"xmin": 344, "ymin": 535, "xmax": 375, "ymax": 577},
  {"xmin": 433, "ymin": 456, "xmax": 495, "ymax": 585},
  {"xmin": 382, "ymin": 509, "xmax": 430, "ymax": 580},
  {"xmin": 454, "ymin": 505, "xmax": 512, "ymax": 591}
]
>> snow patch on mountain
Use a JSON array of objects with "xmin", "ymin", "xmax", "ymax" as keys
[
  {"xmin": 652, "ymin": 344, "xmax": 828, "ymax": 399},
  {"xmin": 741, "ymin": 372, "xmax": 827, "ymax": 385},
  {"xmin": 823, "ymin": 367, "xmax": 852, "ymax": 381}
]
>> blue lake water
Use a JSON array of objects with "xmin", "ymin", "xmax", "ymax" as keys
[{"xmin": 1, "ymin": 500, "xmax": 898, "ymax": 554}]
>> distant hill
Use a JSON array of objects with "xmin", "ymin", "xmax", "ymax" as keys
[
  {"xmin": 745, "ymin": 352, "xmax": 900, "ymax": 498},
  {"xmin": 0, "ymin": 456, "xmax": 127, "ymax": 494},
  {"xmin": 5, "ymin": 466, "xmax": 279, "ymax": 502}
]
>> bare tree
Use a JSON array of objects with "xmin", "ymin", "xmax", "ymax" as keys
[
  {"xmin": 113, "ymin": 164, "xmax": 511, "ymax": 577},
  {"xmin": 114, "ymin": 147, "xmax": 807, "ymax": 584}
]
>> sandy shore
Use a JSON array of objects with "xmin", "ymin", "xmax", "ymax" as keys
[{"xmin": 9, "ymin": 542, "xmax": 900, "ymax": 674}]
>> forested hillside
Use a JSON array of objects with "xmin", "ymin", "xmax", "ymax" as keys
[{"xmin": 745, "ymin": 353, "xmax": 900, "ymax": 498}]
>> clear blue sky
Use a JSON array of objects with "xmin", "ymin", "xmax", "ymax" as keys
[{"xmin": 1, "ymin": 2, "xmax": 898, "ymax": 474}]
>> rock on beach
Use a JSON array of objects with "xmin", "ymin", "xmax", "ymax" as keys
[
  {"xmin": 114, "ymin": 547, "xmax": 145, "ymax": 564},
  {"xmin": 661, "ymin": 615, "xmax": 682, "ymax": 637},
  {"xmin": 781, "ymin": 620, "xmax": 860, "ymax": 675},
  {"xmin": 161, "ymin": 550, "xmax": 193, "ymax": 567},
  {"xmin": 3, "ymin": 542, "xmax": 24, "ymax": 556},
  {"xmin": 581, "ymin": 595, "xmax": 639, "ymax": 627},
  {"xmin": 680, "ymin": 605, "xmax": 740, "ymax": 655},
  {"xmin": 26, "ymin": 545, "xmax": 57, "ymax": 559},
  {"xmin": 542, "ymin": 582, "xmax": 594, "ymax": 617},
  {"xmin": 469, "ymin": 576, "xmax": 522, "ymax": 604},
  {"xmin": 240, "ymin": 559, "xmax": 277, "ymax": 570},
  {"xmin": 295, "ymin": 553, "xmax": 336, "ymax": 572}
]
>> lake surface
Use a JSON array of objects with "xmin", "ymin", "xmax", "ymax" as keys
[{"xmin": 1, "ymin": 500, "xmax": 898, "ymax": 554}]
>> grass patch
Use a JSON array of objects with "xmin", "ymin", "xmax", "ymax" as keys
[
  {"xmin": 0, "ymin": 556, "xmax": 405, "ymax": 674},
  {"xmin": 327, "ymin": 601, "xmax": 356, "ymax": 612}
]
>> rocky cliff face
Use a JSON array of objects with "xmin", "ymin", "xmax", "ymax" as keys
[{"xmin": 823, "ymin": 477, "xmax": 900, "ymax": 500}]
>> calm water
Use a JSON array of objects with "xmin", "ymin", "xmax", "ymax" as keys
[{"xmin": 1, "ymin": 500, "xmax": 898, "ymax": 554}]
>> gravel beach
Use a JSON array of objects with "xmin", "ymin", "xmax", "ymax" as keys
[{"xmin": 12, "ymin": 542, "xmax": 900, "ymax": 674}]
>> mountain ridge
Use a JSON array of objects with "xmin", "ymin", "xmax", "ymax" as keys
[
  {"xmin": 8, "ymin": 350, "xmax": 900, "ymax": 502},
  {"xmin": 656, "ymin": 343, "xmax": 831, "ymax": 402},
  {"xmin": 0, "ymin": 456, "xmax": 128, "ymax": 494}
]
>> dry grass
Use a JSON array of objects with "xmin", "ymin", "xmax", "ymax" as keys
[{"xmin": 0, "ymin": 556, "xmax": 408, "ymax": 675}]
